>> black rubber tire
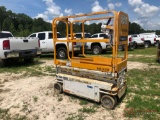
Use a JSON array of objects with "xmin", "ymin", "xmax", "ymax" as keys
[
  {"xmin": 118, "ymin": 45, "xmax": 124, "ymax": 51},
  {"xmin": 113, "ymin": 96, "xmax": 118, "ymax": 105},
  {"xmin": 132, "ymin": 42, "xmax": 137, "ymax": 49},
  {"xmin": 144, "ymin": 42, "xmax": 150, "ymax": 48},
  {"xmin": 0, "ymin": 59, "xmax": 6, "ymax": 67},
  {"xmin": 57, "ymin": 47, "xmax": 67, "ymax": 59},
  {"xmin": 128, "ymin": 45, "xmax": 134, "ymax": 51},
  {"xmin": 101, "ymin": 50, "xmax": 106, "ymax": 54},
  {"xmin": 54, "ymin": 83, "xmax": 62, "ymax": 95},
  {"xmin": 92, "ymin": 45, "xmax": 102, "ymax": 55},
  {"xmin": 142, "ymin": 44, "xmax": 145, "ymax": 49},
  {"xmin": 24, "ymin": 58, "xmax": 34, "ymax": 63},
  {"xmin": 155, "ymin": 42, "xmax": 158, "ymax": 47},
  {"xmin": 74, "ymin": 53, "xmax": 79, "ymax": 57},
  {"xmin": 101, "ymin": 95, "xmax": 115, "ymax": 109},
  {"xmin": 158, "ymin": 57, "xmax": 160, "ymax": 63}
]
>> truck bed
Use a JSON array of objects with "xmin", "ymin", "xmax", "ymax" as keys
[{"xmin": 9, "ymin": 37, "xmax": 39, "ymax": 50}]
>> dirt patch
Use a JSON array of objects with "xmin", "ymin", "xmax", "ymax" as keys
[
  {"xmin": 128, "ymin": 54, "xmax": 156, "ymax": 58},
  {"xmin": 127, "ymin": 61, "xmax": 160, "ymax": 70},
  {"xmin": 0, "ymin": 74, "xmax": 129, "ymax": 120},
  {"xmin": 0, "ymin": 59, "xmax": 131, "ymax": 120},
  {"xmin": 127, "ymin": 61, "xmax": 148, "ymax": 70},
  {"xmin": 1, "ymin": 59, "xmax": 155, "ymax": 119},
  {"xmin": 39, "ymin": 60, "xmax": 55, "ymax": 67},
  {"xmin": 0, "ymin": 88, "xmax": 11, "ymax": 93},
  {"xmin": 0, "ymin": 72, "xmax": 25, "ymax": 84}
]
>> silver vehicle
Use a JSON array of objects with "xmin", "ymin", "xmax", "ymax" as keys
[
  {"xmin": 29, "ymin": 31, "xmax": 81, "ymax": 59},
  {"xmin": 0, "ymin": 31, "xmax": 41, "ymax": 66}
]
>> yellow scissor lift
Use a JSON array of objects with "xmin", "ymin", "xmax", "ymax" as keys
[{"xmin": 52, "ymin": 11, "xmax": 129, "ymax": 109}]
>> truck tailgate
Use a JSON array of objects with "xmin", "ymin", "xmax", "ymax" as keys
[{"xmin": 9, "ymin": 37, "xmax": 39, "ymax": 50}]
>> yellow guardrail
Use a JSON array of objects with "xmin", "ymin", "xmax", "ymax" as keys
[{"xmin": 52, "ymin": 10, "xmax": 129, "ymax": 74}]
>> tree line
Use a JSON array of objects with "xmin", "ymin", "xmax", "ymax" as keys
[{"xmin": 0, "ymin": 6, "xmax": 160, "ymax": 37}]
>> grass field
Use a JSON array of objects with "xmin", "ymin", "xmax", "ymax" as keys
[{"xmin": 124, "ymin": 47, "xmax": 160, "ymax": 119}]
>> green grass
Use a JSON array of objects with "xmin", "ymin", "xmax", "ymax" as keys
[
  {"xmin": 125, "ymin": 68, "xmax": 160, "ymax": 119},
  {"xmin": 118, "ymin": 46, "xmax": 160, "ymax": 119},
  {"xmin": 78, "ymin": 106, "xmax": 97, "ymax": 114},
  {"xmin": 127, "ymin": 47, "xmax": 157, "ymax": 55},
  {"xmin": 79, "ymin": 100, "xmax": 89, "ymax": 105},
  {"xmin": 39, "ymin": 54, "xmax": 54, "ymax": 60},
  {"xmin": 0, "ymin": 66, "xmax": 47, "ymax": 77},
  {"xmin": 0, "ymin": 60, "xmax": 56, "ymax": 77},
  {"xmin": 33, "ymin": 96, "xmax": 38, "ymax": 102},
  {"xmin": 0, "ymin": 108, "xmax": 27, "ymax": 120},
  {"xmin": 127, "ymin": 69, "xmax": 160, "ymax": 96},
  {"xmin": 86, "ymin": 46, "xmax": 158, "ymax": 59},
  {"xmin": 44, "ymin": 66, "xmax": 56, "ymax": 73},
  {"xmin": 66, "ymin": 113, "xmax": 84, "ymax": 120},
  {"xmin": 57, "ymin": 96, "xmax": 63, "ymax": 102},
  {"xmin": 128, "ymin": 57, "xmax": 157, "ymax": 63}
]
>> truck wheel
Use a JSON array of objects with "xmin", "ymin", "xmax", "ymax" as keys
[
  {"xmin": 128, "ymin": 45, "xmax": 134, "ymax": 50},
  {"xmin": 132, "ymin": 42, "xmax": 137, "ymax": 49},
  {"xmin": 158, "ymin": 57, "xmax": 160, "ymax": 63},
  {"xmin": 144, "ymin": 42, "xmax": 150, "ymax": 48},
  {"xmin": 74, "ymin": 53, "xmax": 79, "ymax": 57},
  {"xmin": 118, "ymin": 45, "xmax": 124, "ymax": 51},
  {"xmin": 155, "ymin": 42, "xmax": 158, "ymax": 47},
  {"xmin": 24, "ymin": 58, "xmax": 34, "ymax": 63},
  {"xmin": 0, "ymin": 59, "xmax": 6, "ymax": 67},
  {"xmin": 54, "ymin": 83, "xmax": 62, "ymax": 95},
  {"xmin": 57, "ymin": 47, "xmax": 67, "ymax": 59},
  {"xmin": 101, "ymin": 95, "xmax": 115, "ymax": 109},
  {"xmin": 113, "ymin": 96, "xmax": 117, "ymax": 105},
  {"xmin": 92, "ymin": 45, "xmax": 102, "ymax": 55}
]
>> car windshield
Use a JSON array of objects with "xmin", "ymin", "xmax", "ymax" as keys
[
  {"xmin": 75, "ymin": 34, "xmax": 82, "ymax": 38},
  {"xmin": 57, "ymin": 33, "xmax": 62, "ymax": 38},
  {"xmin": 100, "ymin": 34, "xmax": 109, "ymax": 38},
  {"xmin": 0, "ymin": 33, "xmax": 13, "ymax": 38},
  {"xmin": 85, "ymin": 33, "xmax": 91, "ymax": 38},
  {"xmin": 75, "ymin": 33, "xmax": 91, "ymax": 38},
  {"xmin": 49, "ymin": 32, "xmax": 62, "ymax": 39}
]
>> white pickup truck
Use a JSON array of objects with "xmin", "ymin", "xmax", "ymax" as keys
[
  {"xmin": 139, "ymin": 33, "xmax": 157, "ymax": 48},
  {"xmin": 86, "ymin": 33, "xmax": 135, "ymax": 54},
  {"xmin": 0, "ymin": 31, "xmax": 41, "ymax": 66},
  {"xmin": 128, "ymin": 34, "xmax": 145, "ymax": 49},
  {"xmin": 28, "ymin": 31, "xmax": 81, "ymax": 59},
  {"xmin": 156, "ymin": 35, "xmax": 160, "ymax": 46},
  {"xmin": 118, "ymin": 36, "xmax": 135, "ymax": 51},
  {"xmin": 86, "ymin": 33, "xmax": 111, "ymax": 54}
]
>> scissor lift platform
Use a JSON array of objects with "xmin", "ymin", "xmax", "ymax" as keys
[{"xmin": 52, "ymin": 10, "xmax": 129, "ymax": 109}]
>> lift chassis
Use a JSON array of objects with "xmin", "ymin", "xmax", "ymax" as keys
[
  {"xmin": 52, "ymin": 10, "xmax": 129, "ymax": 109},
  {"xmin": 55, "ymin": 66, "xmax": 126, "ymax": 109}
]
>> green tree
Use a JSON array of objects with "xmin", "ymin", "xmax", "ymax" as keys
[
  {"xmin": 57, "ymin": 21, "xmax": 67, "ymax": 36},
  {"xmin": 18, "ymin": 24, "xmax": 24, "ymax": 36},
  {"xmin": 0, "ymin": 6, "xmax": 7, "ymax": 29},
  {"xmin": 32, "ymin": 18, "xmax": 51, "ymax": 33},
  {"xmin": 2, "ymin": 18, "xmax": 12, "ymax": 30},
  {"xmin": 129, "ymin": 22, "xmax": 144, "ymax": 34},
  {"xmin": 9, "ymin": 23, "xmax": 16, "ymax": 35},
  {"xmin": 23, "ymin": 29, "xmax": 30, "ymax": 37},
  {"xmin": 156, "ymin": 30, "xmax": 160, "ymax": 35}
]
